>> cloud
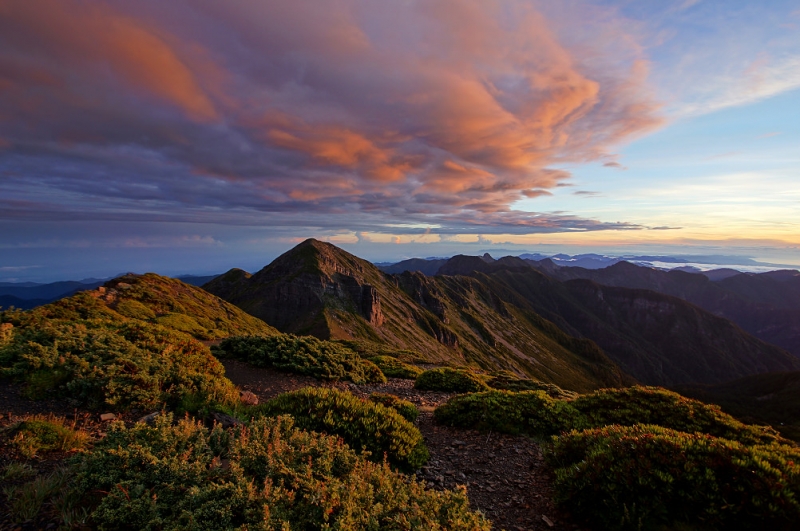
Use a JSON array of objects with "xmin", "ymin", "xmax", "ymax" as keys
[
  {"xmin": 645, "ymin": 2, "xmax": 800, "ymax": 117},
  {"xmin": 0, "ymin": 0, "xmax": 664, "ymax": 236},
  {"xmin": 573, "ymin": 190, "xmax": 602, "ymax": 197},
  {"xmin": 603, "ymin": 161, "xmax": 627, "ymax": 170}
]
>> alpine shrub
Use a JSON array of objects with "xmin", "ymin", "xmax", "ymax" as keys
[
  {"xmin": 434, "ymin": 389, "xmax": 584, "ymax": 437},
  {"xmin": 72, "ymin": 414, "xmax": 487, "ymax": 530},
  {"xmin": 7, "ymin": 415, "xmax": 91, "ymax": 458},
  {"xmin": 414, "ymin": 367, "xmax": 489, "ymax": 393},
  {"xmin": 487, "ymin": 374, "xmax": 577, "ymax": 399},
  {"xmin": 369, "ymin": 355, "xmax": 424, "ymax": 379},
  {"xmin": 215, "ymin": 334, "xmax": 386, "ymax": 384},
  {"xmin": 257, "ymin": 387, "xmax": 429, "ymax": 471},
  {"xmin": 0, "ymin": 315, "xmax": 239, "ymax": 411},
  {"xmin": 546, "ymin": 424, "xmax": 800, "ymax": 530},
  {"xmin": 369, "ymin": 392, "xmax": 419, "ymax": 422},
  {"xmin": 571, "ymin": 386, "xmax": 782, "ymax": 445}
]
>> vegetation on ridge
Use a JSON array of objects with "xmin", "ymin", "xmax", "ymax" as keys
[
  {"xmin": 254, "ymin": 387, "xmax": 429, "ymax": 472},
  {"xmin": 41, "ymin": 414, "xmax": 488, "ymax": 530},
  {"xmin": 0, "ymin": 295, "xmax": 240, "ymax": 411},
  {"xmin": 546, "ymin": 424, "xmax": 800, "ymax": 530},
  {"xmin": 213, "ymin": 334, "xmax": 386, "ymax": 384}
]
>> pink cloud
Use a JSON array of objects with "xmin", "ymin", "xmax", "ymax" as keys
[{"xmin": 0, "ymin": 0, "xmax": 664, "ymax": 235}]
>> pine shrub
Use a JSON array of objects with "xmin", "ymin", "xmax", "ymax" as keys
[
  {"xmin": 215, "ymin": 334, "xmax": 386, "ymax": 384},
  {"xmin": 369, "ymin": 355, "xmax": 424, "ymax": 379},
  {"xmin": 434, "ymin": 389, "xmax": 584, "ymax": 437},
  {"xmin": 72, "ymin": 414, "xmax": 488, "ymax": 530},
  {"xmin": 369, "ymin": 392, "xmax": 419, "ymax": 422},
  {"xmin": 414, "ymin": 367, "xmax": 489, "ymax": 393},
  {"xmin": 257, "ymin": 387, "xmax": 429, "ymax": 471},
  {"xmin": 571, "ymin": 386, "xmax": 782, "ymax": 445},
  {"xmin": 546, "ymin": 424, "xmax": 800, "ymax": 530}
]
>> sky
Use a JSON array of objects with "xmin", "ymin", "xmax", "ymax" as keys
[{"xmin": 1, "ymin": 0, "xmax": 799, "ymax": 282}]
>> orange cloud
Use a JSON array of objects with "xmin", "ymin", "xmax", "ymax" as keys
[
  {"xmin": 0, "ymin": 0, "xmax": 665, "ymax": 236},
  {"xmin": 0, "ymin": 0, "xmax": 218, "ymax": 122}
]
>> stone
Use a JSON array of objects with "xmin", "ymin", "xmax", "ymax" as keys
[
  {"xmin": 136, "ymin": 412, "xmax": 160, "ymax": 425},
  {"xmin": 240, "ymin": 390, "xmax": 259, "ymax": 405},
  {"xmin": 212, "ymin": 412, "xmax": 244, "ymax": 429},
  {"xmin": 99, "ymin": 413, "xmax": 116, "ymax": 421}
]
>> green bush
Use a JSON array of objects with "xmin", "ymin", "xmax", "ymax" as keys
[
  {"xmin": 546, "ymin": 424, "xmax": 800, "ymax": 530},
  {"xmin": 215, "ymin": 334, "xmax": 386, "ymax": 384},
  {"xmin": 256, "ymin": 387, "xmax": 429, "ymax": 471},
  {"xmin": 435, "ymin": 389, "xmax": 584, "ymax": 437},
  {"xmin": 72, "ymin": 414, "xmax": 488, "ymax": 530},
  {"xmin": 113, "ymin": 299, "xmax": 156, "ymax": 321},
  {"xmin": 571, "ymin": 386, "xmax": 782, "ymax": 446},
  {"xmin": 7, "ymin": 415, "xmax": 91, "ymax": 458},
  {"xmin": 414, "ymin": 367, "xmax": 489, "ymax": 393},
  {"xmin": 369, "ymin": 392, "xmax": 419, "ymax": 422},
  {"xmin": 0, "ymin": 315, "xmax": 239, "ymax": 411},
  {"xmin": 369, "ymin": 355, "xmax": 424, "ymax": 379},
  {"xmin": 486, "ymin": 373, "xmax": 577, "ymax": 399},
  {"xmin": 334, "ymin": 339, "xmax": 425, "ymax": 363}
]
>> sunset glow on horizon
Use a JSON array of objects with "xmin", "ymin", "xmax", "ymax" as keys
[{"xmin": 1, "ymin": 0, "xmax": 799, "ymax": 281}]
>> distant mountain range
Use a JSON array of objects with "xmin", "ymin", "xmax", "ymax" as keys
[
  {"xmin": 6, "ymin": 241, "xmax": 799, "ymax": 392},
  {"xmin": 204, "ymin": 239, "xmax": 626, "ymax": 392},
  {"xmin": 205, "ymin": 239, "xmax": 799, "ymax": 389}
]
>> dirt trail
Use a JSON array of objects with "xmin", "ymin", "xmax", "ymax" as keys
[{"xmin": 222, "ymin": 360, "xmax": 584, "ymax": 531}]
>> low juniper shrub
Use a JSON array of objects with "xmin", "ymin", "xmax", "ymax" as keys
[
  {"xmin": 434, "ymin": 389, "xmax": 584, "ymax": 437},
  {"xmin": 545, "ymin": 424, "xmax": 800, "ymax": 531},
  {"xmin": 214, "ymin": 334, "xmax": 386, "ymax": 384},
  {"xmin": 414, "ymin": 367, "xmax": 489, "ymax": 393},
  {"xmin": 369, "ymin": 355, "xmax": 424, "ymax": 379},
  {"xmin": 71, "ymin": 414, "xmax": 487, "ymax": 530},
  {"xmin": 256, "ymin": 387, "xmax": 429, "ymax": 471},
  {"xmin": 368, "ymin": 392, "xmax": 419, "ymax": 422}
]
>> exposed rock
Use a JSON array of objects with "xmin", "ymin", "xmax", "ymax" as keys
[
  {"xmin": 136, "ymin": 412, "xmax": 161, "ymax": 425},
  {"xmin": 211, "ymin": 412, "xmax": 243, "ymax": 429},
  {"xmin": 240, "ymin": 390, "xmax": 259, "ymax": 405},
  {"xmin": 99, "ymin": 413, "xmax": 116, "ymax": 421}
]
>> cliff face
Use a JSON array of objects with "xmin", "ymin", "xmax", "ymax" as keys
[{"xmin": 204, "ymin": 239, "xmax": 627, "ymax": 392}]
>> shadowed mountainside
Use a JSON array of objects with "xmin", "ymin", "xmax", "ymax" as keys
[
  {"xmin": 675, "ymin": 370, "xmax": 800, "ymax": 441},
  {"xmin": 204, "ymin": 239, "xmax": 627, "ymax": 392},
  {"xmin": 433, "ymin": 257, "xmax": 800, "ymax": 386},
  {"xmin": 537, "ymin": 261, "xmax": 800, "ymax": 357}
]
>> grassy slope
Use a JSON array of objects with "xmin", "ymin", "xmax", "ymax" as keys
[{"xmin": 100, "ymin": 273, "xmax": 278, "ymax": 340}]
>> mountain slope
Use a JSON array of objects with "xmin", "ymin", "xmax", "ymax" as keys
[
  {"xmin": 538, "ymin": 261, "xmax": 800, "ymax": 357},
  {"xmin": 91, "ymin": 273, "xmax": 279, "ymax": 340},
  {"xmin": 436, "ymin": 260, "xmax": 799, "ymax": 386},
  {"xmin": 674, "ymin": 371, "xmax": 800, "ymax": 441},
  {"xmin": 377, "ymin": 258, "xmax": 448, "ymax": 276},
  {"xmin": 205, "ymin": 239, "xmax": 626, "ymax": 391}
]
